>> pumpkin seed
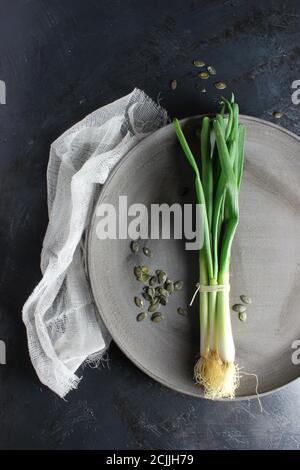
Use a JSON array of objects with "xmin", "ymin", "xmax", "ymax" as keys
[
  {"xmin": 165, "ymin": 281, "xmax": 174, "ymax": 293},
  {"xmin": 148, "ymin": 300, "xmax": 160, "ymax": 312},
  {"xmin": 174, "ymin": 280, "xmax": 183, "ymax": 291},
  {"xmin": 158, "ymin": 271, "xmax": 167, "ymax": 284},
  {"xmin": 149, "ymin": 276, "xmax": 157, "ymax": 286},
  {"xmin": 170, "ymin": 79, "xmax": 177, "ymax": 90},
  {"xmin": 232, "ymin": 304, "xmax": 247, "ymax": 313},
  {"xmin": 135, "ymin": 266, "xmax": 150, "ymax": 283},
  {"xmin": 240, "ymin": 295, "xmax": 252, "ymax": 305},
  {"xmin": 239, "ymin": 311, "xmax": 247, "ymax": 322},
  {"xmin": 134, "ymin": 266, "xmax": 142, "ymax": 277},
  {"xmin": 147, "ymin": 287, "xmax": 155, "ymax": 298},
  {"xmin": 134, "ymin": 297, "xmax": 144, "ymax": 308},
  {"xmin": 158, "ymin": 287, "xmax": 169, "ymax": 297},
  {"xmin": 193, "ymin": 59, "xmax": 205, "ymax": 67},
  {"xmin": 207, "ymin": 65, "xmax": 216, "ymax": 75},
  {"xmin": 138, "ymin": 273, "xmax": 150, "ymax": 283},
  {"xmin": 160, "ymin": 296, "xmax": 168, "ymax": 306},
  {"xmin": 214, "ymin": 81, "xmax": 227, "ymax": 90},
  {"xmin": 141, "ymin": 266, "xmax": 150, "ymax": 274},
  {"xmin": 143, "ymin": 293, "xmax": 152, "ymax": 302},
  {"xmin": 143, "ymin": 247, "xmax": 152, "ymax": 257},
  {"xmin": 177, "ymin": 307, "xmax": 187, "ymax": 316},
  {"xmin": 136, "ymin": 312, "xmax": 147, "ymax": 322},
  {"xmin": 198, "ymin": 71, "xmax": 210, "ymax": 79},
  {"xmin": 273, "ymin": 111, "xmax": 283, "ymax": 119},
  {"xmin": 151, "ymin": 312, "xmax": 164, "ymax": 323},
  {"xmin": 130, "ymin": 241, "xmax": 139, "ymax": 253}
]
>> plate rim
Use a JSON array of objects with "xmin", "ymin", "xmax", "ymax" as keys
[{"xmin": 87, "ymin": 114, "xmax": 300, "ymax": 400}]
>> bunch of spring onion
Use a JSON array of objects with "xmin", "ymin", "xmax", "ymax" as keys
[{"xmin": 174, "ymin": 96, "xmax": 245, "ymax": 399}]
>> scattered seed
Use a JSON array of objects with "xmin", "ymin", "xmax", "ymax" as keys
[
  {"xmin": 138, "ymin": 273, "xmax": 150, "ymax": 283},
  {"xmin": 214, "ymin": 81, "xmax": 227, "ymax": 90},
  {"xmin": 193, "ymin": 59, "xmax": 205, "ymax": 67},
  {"xmin": 136, "ymin": 312, "xmax": 147, "ymax": 322},
  {"xmin": 239, "ymin": 311, "xmax": 247, "ymax": 322},
  {"xmin": 199, "ymin": 71, "xmax": 210, "ymax": 80},
  {"xmin": 143, "ymin": 247, "xmax": 152, "ymax": 257},
  {"xmin": 134, "ymin": 266, "xmax": 142, "ymax": 277},
  {"xmin": 158, "ymin": 287, "xmax": 169, "ymax": 297},
  {"xmin": 130, "ymin": 240, "xmax": 139, "ymax": 253},
  {"xmin": 143, "ymin": 293, "xmax": 152, "ymax": 302},
  {"xmin": 165, "ymin": 281, "xmax": 174, "ymax": 293},
  {"xmin": 240, "ymin": 295, "xmax": 252, "ymax": 305},
  {"xmin": 141, "ymin": 266, "xmax": 150, "ymax": 274},
  {"xmin": 147, "ymin": 287, "xmax": 155, "ymax": 298},
  {"xmin": 160, "ymin": 296, "xmax": 168, "ymax": 306},
  {"xmin": 232, "ymin": 303, "xmax": 247, "ymax": 313},
  {"xmin": 135, "ymin": 297, "xmax": 144, "ymax": 308},
  {"xmin": 151, "ymin": 312, "xmax": 164, "ymax": 323},
  {"xmin": 207, "ymin": 65, "xmax": 216, "ymax": 75},
  {"xmin": 148, "ymin": 300, "xmax": 160, "ymax": 312},
  {"xmin": 200, "ymin": 87, "xmax": 207, "ymax": 93},
  {"xmin": 135, "ymin": 266, "xmax": 150, "ymax": 283},
  {"xmin": 170, "ymin": 79, "xmax": 177, "ymax": 90},
  {"xmin": 174, "ymin": 280, "xmax": 183, "ymax": 291},
  {"xmin": 158, "ymin": 271, "xmax": 167, "ymax": 284},
  {"xmin": 149, "ymin": 276, "xmax": 157, "ymax": 286},
  {"xmin": 273, "ymin": 111, "xmax": 283, "ymax": 119},
  {"xmin": 177, "ymin": 307, "xmax": 187, "ymax": 316}
]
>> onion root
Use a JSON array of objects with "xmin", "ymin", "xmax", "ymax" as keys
[{"xmin": 194, "ymin": 351, "xmax": 239, "ymax": 399}]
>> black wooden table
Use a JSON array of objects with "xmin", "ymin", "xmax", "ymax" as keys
[{"xmin": 0, "ymin": 0, "xmax": 300, "ymax": 450}]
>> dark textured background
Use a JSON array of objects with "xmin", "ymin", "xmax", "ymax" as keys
[{"xmin": 0, "ymin": 0, "xmax": 300, "ymax": 450}]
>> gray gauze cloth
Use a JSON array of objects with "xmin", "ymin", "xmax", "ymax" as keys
[{"xmin": 22, "ymin": 88, "xmax": 168, "ymax": 397}]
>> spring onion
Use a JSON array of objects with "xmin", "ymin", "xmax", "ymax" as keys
[{"xmin": 174, "ymin": 96, "xmax": 245, "ymax": 399}]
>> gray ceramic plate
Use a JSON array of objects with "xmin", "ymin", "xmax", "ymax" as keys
[{"xmin": 88, "ymin": 115, "xmax": 300, "ymax": 399}]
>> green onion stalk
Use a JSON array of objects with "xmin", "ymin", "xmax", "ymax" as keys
[{"xmin": 174, "ymin": 96, "xmax": 245, "ymax": 399}]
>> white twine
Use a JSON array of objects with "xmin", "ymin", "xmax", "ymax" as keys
[{"xmin": 189, "ymin": 283, "xmax": 230, "ymax": 306}]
